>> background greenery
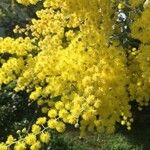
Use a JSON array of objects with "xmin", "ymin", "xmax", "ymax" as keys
[{"xmin": 0, "ymin": 0, "xmax": 42, "ymax": 37}]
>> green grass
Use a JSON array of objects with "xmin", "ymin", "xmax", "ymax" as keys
[
  {"xmin": 59, "ymin": 127, "xmax": 146, "ymax": 150},
  {"xmin": 50, "ymin": 112, "xmax": 150, "ymax": 150},
  {"xmin": 60, "ymin": 131, "xmax": 140, "ymax": 150}
]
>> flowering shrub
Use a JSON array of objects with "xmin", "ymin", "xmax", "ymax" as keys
[{"xmin": 0, "ymin": 0, "xmax": 149, "ymax": 149}]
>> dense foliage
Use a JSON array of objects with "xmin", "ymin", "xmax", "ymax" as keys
[{"xmin": 0, "ymin": 0, "xmax": 149, "ymax": 149}]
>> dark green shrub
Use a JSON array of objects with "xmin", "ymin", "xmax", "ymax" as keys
[{"xmin": 0, "ymin": 82, "xmax": 38, "ymax": 141}]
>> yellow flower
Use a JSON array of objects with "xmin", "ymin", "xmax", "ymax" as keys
[
  {"xmin": 40, "ymin": 132, "xmax": 51, "ymax": 144},
  {"xmin": 0, "ymin": 143, "xmax": 7, "ymax": 150},
  {"xmin": 30, "ymin": 141, "xmax": 41, "ymax": 150},
  {"xmin": 25, "ymin": 134, "xmax": 37, "ymax": 145},
  {"xmin": 58, "ymin": 109, "xmax": 68, "ymax": 118},
  {"xmin": 47, "ymin": 119, "xmax": 57, "ymax": 129},
  {"xmin": 48, "ymin": 109, "xmax": 57, "ymax": 118},
  {"xmin": 67, "ymin": 115, "xmax": 76, "ymax": 124},
  {"xmin": 36, "ymin": 117, "xmax": 46, "ymax": 125},
  {"xmin": 65, "ymin": 102, "xmax": 72, "ymax": 110},
  {"xmin": 14, "ymin": 141, "xmax": 26, "ymax": 150},
  {"xmin": 32, "ymin": 124, "xmax": 41, "ymax": 133},
  {"xmin": 56, "ymin": 122, "xmax": 66, "ymax": 133},
  {"xmin": 6, "ymin": 135, "xmax": 16, "ymax": 144},
  {"xmin": 29, "ymin": 92, "xmax": 39, "ymax": 100},
  {"xmin": 55, "ymin": 101, "xmax": 64, "ymax": 110},
  {"xmin": 16, "ymin": 0, "xmax": 39, "ymax": 6}
]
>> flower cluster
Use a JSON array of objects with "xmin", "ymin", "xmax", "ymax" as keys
[
  {"xmin": 0, "ymin": 117, "xmax": 50, "ymax": 150},
  {"xmin": 16, "ymin": 0, "xmax": 40, "ymax": 5},
  {"xmin": 0, "ymin": 37, "xmax": 36, "ymax": 56},
  {"xmin": 129, "ymin": 4, "xmax": 150, "ymax": 108},
  {"xmin": 0, "ymin": 0, "xmax": 149, "ymax": 149}
]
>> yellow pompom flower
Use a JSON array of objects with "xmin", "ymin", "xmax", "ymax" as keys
[
  {"xmin": 0, "ymin": 143, "xmax": 7, "ymax": 150},
  {"xmin": 32, "ymin": 124, "xmax": 41, "ymax": 134},
  {"xmin": 65, "ymin": 102, "xmax": 72, "ymax": 110},
  {"xmin": 25, "ymin": 134, "xmax": 37, "ymax": 145},
  {"xmin": 55, "ymin": 101, "xmax": 64, "ymax": 110},
  {"xmin": 14, "ymin": 141, "xmax": 26, "ymax": 150},
  {"xmin": 48, "ymin": 109, "xmax": 57, "ymax": 118},
  {"xmin": 16, "ymin": 0, "xmax": 39, "ymax": 6},
  {"xmin": 56, "ymin": 122, "xmax": 66, "ymax": 133},
  {"xmin": 6, "ymin": 135, "xmax": 16, "ymax": 145},
  {"xmin": 30, "ymin": 141, "xmax": 41, "ymax": 150},
  {"xmin": 40, "ymin": 132, "xmax": 51, "ymax": 144},
  {"xmin": 47, "ymin": 119, "xmax": 57, "ymax": 129},
  {"xmin": 58, "ymin": 109, "xmax": 69, "ymax": 118},
  {"xmin": 36, "ymin": 117, "xmax": 47, "ymax": 125},
  {"xmin": 67, "ymin": 114, "xmax": 77, "ymax": 124},
  {"xmin": 29, "ymin": 92, "xmax": 39, "ymax": 100}
]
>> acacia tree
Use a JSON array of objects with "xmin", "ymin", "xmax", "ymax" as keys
[{"xmin": 0, "ymin": 0, "xmax": 149, "ymax": 149}]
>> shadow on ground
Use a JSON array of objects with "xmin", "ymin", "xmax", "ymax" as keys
[{"xmin": 60, "ymin": 109, "xmax": 150, "ymax": 150}]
